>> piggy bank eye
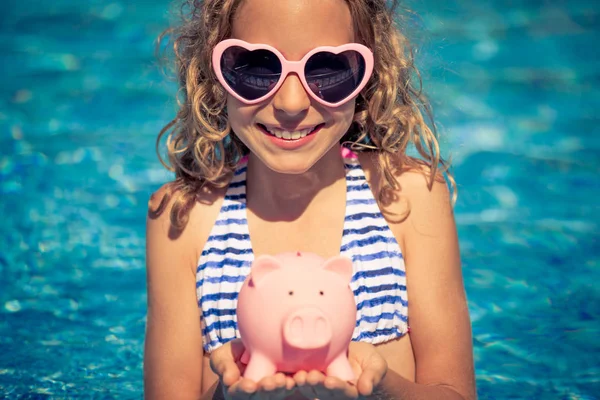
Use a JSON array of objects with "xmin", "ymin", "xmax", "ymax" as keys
[
  {"xmin": 288, "ymin": 291, "xmax": 294, "ymax": 296},
  {"xmin": 319, "ymin": 291, "xmax": 324, "ymax": 296}
]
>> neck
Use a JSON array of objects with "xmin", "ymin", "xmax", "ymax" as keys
[{"xmin": 245, "ymin": 145, "xmax": 346, "ymax": 221}]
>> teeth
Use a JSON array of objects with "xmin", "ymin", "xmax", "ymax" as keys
[{"xmin": 264, "ymin": 126, "xmax": 315, "ymax": 140}]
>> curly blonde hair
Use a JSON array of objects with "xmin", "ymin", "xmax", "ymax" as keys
[{"xmin": 154, "ymin": 0, "xmax": 456, "ymax": 229}]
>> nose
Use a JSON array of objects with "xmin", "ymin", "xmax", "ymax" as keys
[
  {"xmin": 272, "ymin": 73, "xmax": 311, "ymax": 117},
  {"xmin": 282, "ymin": 307, "xmax": 332, "ymax": 349}
]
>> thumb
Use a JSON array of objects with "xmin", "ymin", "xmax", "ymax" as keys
[
  {"xmin": 210, "ymin": 341, "xmax": 245, "ymax": 386},
  {"xmin": 357, "ymin": 356, "xmax": 387, "ymax": 396},
  {"xmin": 356, "ymin": 369, "xmax": 375, "ymax": 396}
]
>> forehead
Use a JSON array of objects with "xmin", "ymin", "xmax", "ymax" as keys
[{"xmin": 232, "ymin": 0, "xmax": 355, "ymax": 59}]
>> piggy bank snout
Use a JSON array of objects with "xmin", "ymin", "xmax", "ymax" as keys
[{"xmin": 283, "ymin": 307, "xmax": 332, "ymax": 349}]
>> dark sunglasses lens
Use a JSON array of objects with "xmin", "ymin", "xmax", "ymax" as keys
[
  {"xmin": 220, "ymin": 47, "xmax": 282, "ymax": 100},
  {"xmin": 305, "ymin": 51, "xmax": 366, "ymax": 104}
]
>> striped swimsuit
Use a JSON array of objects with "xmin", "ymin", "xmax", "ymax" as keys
[{"xmin": 196, "ymin": 151, "xmax": 408, "ymax": 353}]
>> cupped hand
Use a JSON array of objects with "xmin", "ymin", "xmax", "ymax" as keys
[
  {"xmin": 293, "ymin": 369, "xmax": 360, "ymax": 400},
  {"xmin": 348, "ymin": 341, "xmax": 388, "ymax": 396},
  {"xmin": 293, "ymin": 341, "xmax": 388, "ymax": 400},
  {"xmin": 209, "ymin": 339, "xmax": 296, "ymax": 400}
]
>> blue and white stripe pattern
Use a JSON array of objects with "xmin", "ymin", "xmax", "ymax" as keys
[{"xmin": 196, "ymin": 155, "xmax": 408, "ymax": 353}]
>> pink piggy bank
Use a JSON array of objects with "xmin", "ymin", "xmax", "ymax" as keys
[{"xmin": 236, "ymin": 252, "xmax": 357, "ymax": 382}]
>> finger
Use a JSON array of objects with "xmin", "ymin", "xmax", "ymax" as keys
[
  {"xmin": 210, "ymin": 344, "xmax": 244, "ymax": 386},
  {"xmin": 284, "ymin": 375, "xmax": 296, "ymax": 391},
  {"xmin": 271, "ymin": 373, "xmax": 287, "ymax": 388},
  {"xmin": 257, "ymin": 375, "xmax": 278, "ymax": 392},
  {"xmin": 363, "ymin": 356, "xmax": 387, "ymax": 389},
  {"xmin": 211, "ymin": 340, "xmax": 246, "ymax": 369},
  {"xmin": 343, "ymin": 383, "xmax": 360, "ymax": 399},
  {"xmin": 356, "ymin": 370, "xmax": 374, "ymax": 396},
  {"xmin": 293, "ymin": 370, "xmax": 308, "ymax": 386},
  {"xmin": 241, "ymin": 377, "xmax": 259, "ymax": 393},
  {"xmin": 305, "ymin": 370, "xmax": 326, "ymax": 386},
  {"xmin": 227, "ymin": 367, "xmax": 245, "ymax": 388},
  {"xmin": 323, "ymin": 376, "xmax": 346, "ymax": 391},
  {"xmin": 210, "ymin": 354, "xmax": 241, "ymax": 388},
  {"xmin": 357, "ymin": 368, "xmax": 382, "ymax": 396},
  {"xmin": 230, "ymin": 378, "xmax": 258, "ymax": 396},
  {"xmin": 303, "ymin": 371, "xmax": 330, "ymax": 400},
  {"xmin": 263, "ymin": 373, "xmax": 287, "ymax": 390},
  {"xmin": 325, "ymin": 376, "xmax": 360, "ymax": 399}
]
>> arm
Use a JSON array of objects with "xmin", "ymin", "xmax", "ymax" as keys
[
  {"xmin": 378, "ymin": 170, "xmax": 476, "ymax": 400},
  {"xmin": 289, "ymin": 158, "xmax": 476, "ymax": 400},
  {"xmin": 145, "ymin": 186, "xmax": 297, "ymax": 400},
  {"xmin": 144, "ymin": 185, "xmax": 223, "ymax": 400}
]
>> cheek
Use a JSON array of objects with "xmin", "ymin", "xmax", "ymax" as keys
[
  {"xmin": 330, "ymin": 100, "xmax": 356, "ymax": 129},
  {"xmin": 227, "ymin": 96, "xmax": 257, "ymax": 131}
]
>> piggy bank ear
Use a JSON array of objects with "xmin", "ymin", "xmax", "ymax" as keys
[
  {"xmin": 249, "ymin": 255, "xmax": 282, "ymax": 287},
  {"xmin": 322, "ymin": 256, "xmax": 353, "ymax": 284}
]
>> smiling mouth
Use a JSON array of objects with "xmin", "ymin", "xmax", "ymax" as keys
[{"xmin": 257, "ymin": 123, "xmax": 325, "ymax": 140}]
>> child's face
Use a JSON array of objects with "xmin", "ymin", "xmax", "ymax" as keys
[{"xmin": 228, "ymin": 0, "xmax": 357, "ymax": 174}]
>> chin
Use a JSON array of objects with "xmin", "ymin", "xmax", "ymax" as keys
[{"xmin": 261, "ymin": 154, "xmax": 320, "ymax": 175}]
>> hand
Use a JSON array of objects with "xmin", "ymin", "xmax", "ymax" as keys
[
  {"xmin": 348, "ymin": 341, "xmax": 388, "ymax": 396},
  {"xmin": 293, "ymin": 370, "xmax": 360, "ymax": 400},
  {"xmin": 209, "ymin": 339, "xmax": 296, "ymax": 400},
  {"xmin": 293, "ymin": 341, "xmax": 388, "ymax": 400}
]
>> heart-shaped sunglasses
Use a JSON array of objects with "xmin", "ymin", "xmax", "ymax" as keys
[{"xmin": 212, "ymin": 39, "xmax": 374, "ymax": 107}]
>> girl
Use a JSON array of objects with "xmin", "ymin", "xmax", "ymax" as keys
[{"xmin": 144, "ymin": 0, "xmax": 476, "ymax": 399}]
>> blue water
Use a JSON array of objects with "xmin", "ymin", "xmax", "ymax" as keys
[{"xmin": 0, "ymin": 0, "xmax": 598, "ymax": 398}]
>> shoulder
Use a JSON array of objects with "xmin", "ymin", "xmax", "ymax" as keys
[
  {"xmin": 147, "ymin": 180, "xmax": 228, "ymax": 223},
  {"xmin": 357, "ymin": 152, "xmax": 452, "ymax": 213},
  {"xmin": 357, "ymin": 152, "xmax": 455, "ymax": 249},
  {"xmin": 146, "ymin": 181, "xmax": 228, "ymax": 274},
  {"xmin": 393, "ymin": 161, "xmax": 453, "ymax": 232}
]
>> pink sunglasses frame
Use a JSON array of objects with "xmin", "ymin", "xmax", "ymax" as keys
[{"xmin": 212, "ymin": 39, "xmax": 374, "ymax": 108}]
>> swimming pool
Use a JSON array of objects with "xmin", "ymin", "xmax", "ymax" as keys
[{"xmin": 0, "ymin": 0, "xmax": 598, "ymax": 398}]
